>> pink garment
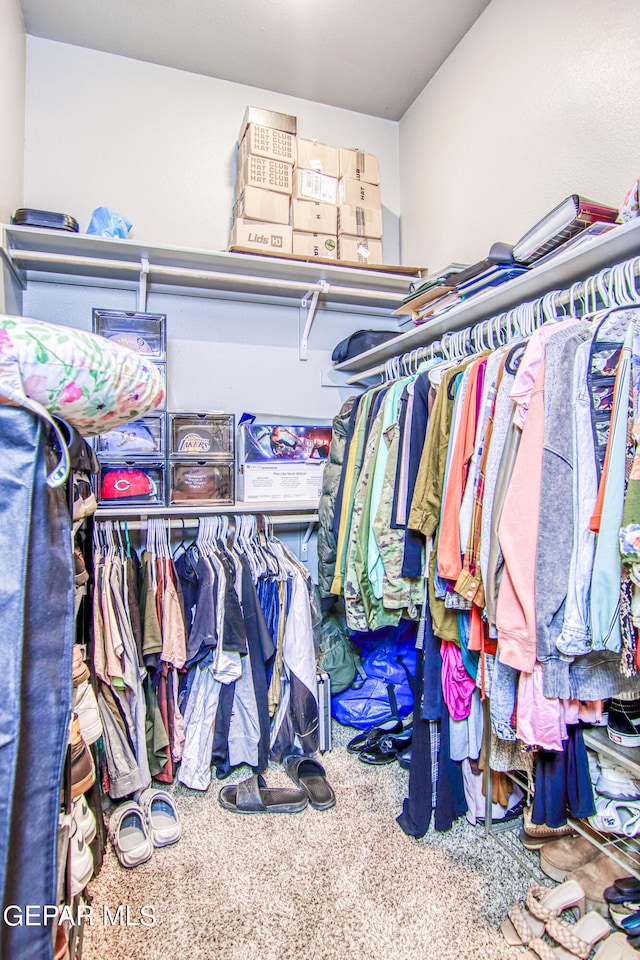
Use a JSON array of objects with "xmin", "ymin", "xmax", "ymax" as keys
[
  {"xmin": 161, "ymin": 559, "xmax": 187, "ymax": 669},
  {"xmin": 441, "ymin": 639, "xmax": 476, "ymax": 721},
  {"xmin": 497, "ymin": 362, "xmax": 546, "ymax": 672},
  {"xmin": 510, "ymin": 319, "xmax": 578, "ymax": 428},
  {"xmin": 516, "ymin": 663, "xmax": 565, "ymax": 750},
  {"xmin": 563, "ymin": 699, "xmax": 604, "ymax": 725}
]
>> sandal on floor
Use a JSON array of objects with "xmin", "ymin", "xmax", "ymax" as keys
[
  {"xmin": 525, "ymin": 930, "xmax": 636, "ymax": 960},
  {"xmin": 526, "ymin": 912, "xmax": 610, "ymax": 959},
  {"xmin": 137, "ymin": 788, "xmax": 182, "ymax": 847},
  {"xmin": 282, "ymin": 755, "xmax": 336, "ymax": 810},
  {"xmin": 108, "ymin": 801, "xmax": 153, "ymax": 869},
  {"xmin": 218, "ymin": 774, "xmax": 308, "ymax": 814},
  {"xmin": 501, "ymin": 880, "xmax": 586, "ymax": 946}
]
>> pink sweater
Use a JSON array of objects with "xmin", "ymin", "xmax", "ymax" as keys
[{"xmin": 496, "ymin": 361, "xmax": 546, "ymax": 673}]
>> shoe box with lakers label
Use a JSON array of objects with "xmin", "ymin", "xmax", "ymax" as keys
[{"xmin": 168, "ymin": 412, "xmax": 235, "ymax": 505}]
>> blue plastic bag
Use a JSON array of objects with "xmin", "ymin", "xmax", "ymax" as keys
[
  {"xmin": 86, "ymin": 207, "xmax": 132, "ymax": 239},
  {"xmin": 332, "ymin": 676, "xmax": 414, "ymax": 730},
  {"xmin": 331, "ymin": 621, "xmax": 418, "ymax": 729}
]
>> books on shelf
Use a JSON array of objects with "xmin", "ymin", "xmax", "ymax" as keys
[
  {"xmin": 453, "ymin": 262, "xmax": 529, "ymax": 298},
  {"xmin": 395, "ymin": 262, "xmax": 468, "ymax": 316},
  {"xmin": 513, "ymin": 195, "xmax": 619, "ymax": 266},
  {"xmin": 530, "ymin": 220, "xmax": 618, "ymax": 268}
]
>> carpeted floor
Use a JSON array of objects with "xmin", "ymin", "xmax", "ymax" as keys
[{"xmin": 82, "ymin": 723, "xmax": 541, "ymax": 960}]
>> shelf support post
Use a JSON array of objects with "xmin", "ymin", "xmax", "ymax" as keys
[
  {"xmin": 138, "ymin": 257, "xmax": 150, "ymax": 312},
  {"xmin": 300, "ymin": 519, "xmax": 316, "ymax": 559},
  {"xmin": 299, "ymin": 281, "xmax": 329, "ymax": 360}
]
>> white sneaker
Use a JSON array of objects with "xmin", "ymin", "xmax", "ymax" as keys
[
  {"xmin": 589, "ymin": 795, "xmax": 640, "ymax": 837},
  {"xmin": 73, "ymin": 681, "xmax": 102, "ymax": 745},
  {"xmin": 596, "ymin": 757, "xmax": 640, "ymax": 801},
  {"xmin": 587, "ymin": 749, "xmax": 600, "ymax": 786},
  {"xmin": 70, "ymin": 819, "xmax": 94, "ymax": 895},
  {"xmin": 73, "ymin": 795, "xmax": 97, "ymax": 845}
]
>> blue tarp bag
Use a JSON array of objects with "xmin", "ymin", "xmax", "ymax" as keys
[{"xmin": 331, "ymin": 621, "xmax": 417, "ymax": 729}]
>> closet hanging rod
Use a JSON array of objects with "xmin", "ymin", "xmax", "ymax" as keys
[
  {"xmin": 343, "ymin": 252, "xmax": 640, "ymax": 384},
  {"xmin": 9, "ymin": 249, "xmax": 404, "ymax": 304}
]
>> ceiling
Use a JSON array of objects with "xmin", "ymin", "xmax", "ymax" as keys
[{"xmin": 18, "ymin": 0, "xmax": 490, "ymax": 120}]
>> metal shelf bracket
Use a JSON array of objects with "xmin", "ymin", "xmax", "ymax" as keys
[
  {"xmin": 138, "ymin": 257, "xmax": 150, "ymax": 311},
  {"xmin": 300, "ymin": 519, "xmax": 317, "ymax": 559},
  {"xmin": 299, "ymin": 281, "xmax": 329, "ymax": 360}
]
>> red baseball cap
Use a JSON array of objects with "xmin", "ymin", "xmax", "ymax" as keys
[{"xmin": 101, "ymin": 468, "xmax": 158, "ymax": 502}]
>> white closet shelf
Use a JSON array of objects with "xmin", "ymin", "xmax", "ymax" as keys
[
  {"xmin": 1, "ymin": 224, "xmax": 418, "ymax": 314},
  {"xmin": 95, "ymin": 500, "xmax": 319, "ymax": 521},
  {"xmin": 334, "ymin": 217, "xmax": 640, "ymax": 380}
]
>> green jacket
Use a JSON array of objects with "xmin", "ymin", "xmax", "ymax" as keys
[{"xmin": 317, "ymin": 396, "xmax": 356, "ymax": 600}]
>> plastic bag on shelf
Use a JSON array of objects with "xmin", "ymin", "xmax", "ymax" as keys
[{"xmin": 86, "ymin": 207, "xmax": 132, "ymax": 238}]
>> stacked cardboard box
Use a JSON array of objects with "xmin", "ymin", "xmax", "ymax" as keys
[
  {"xmin": 230, "ymin": 107, "xmax": 384, "ymax": 265},
  {"xmin": 230, "ymin": 106, "xmax": 297, "ymax": 255},
  {"xmin": 337, "ymin": 148, "xmax": 383, "ymax": 266},
  {"xmin": 291, "ymin": 139, "xmax": 339, "ymax": 260}
]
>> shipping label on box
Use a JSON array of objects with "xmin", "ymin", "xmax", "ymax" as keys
[
  {"xmin": 292, "ymin": 169, "xmax": 338, "ymax": 205},
  {"xmin": 239, "ymin": 123, "xmax": 296, "ymax": 166},
  {"xmin": 239, "ymin": 461, "xmax": 325, "ymax": 502},
  {"xmin": 237, "ymin": 156, "xmax": 292, "ymax": 195},
  {"xmin": 239, "ymin": 105, "xmax": 297, "ymax": 142},
  {"xmin": 339, "ymin": 178, "xmax": 382, "ymax": 209},
  {"xmin": 338, "ymin": 203, "xmax": 383, "ymax": 239},
  {"xmin": 234, "ymin": 186, "xmax": 290, "ymax": 225},
  {"xmin": 293, "ymin": 232, "xmax": 337, "ymax": 259},
  {"xmin": 338, "ymin": 236, "xmax": 384, "ymax": 265},
  {"xmin": 296, "ymin": 139, "xmax": 339, "ymax": 178},
  {"xmin": 230, "ymin": 219, "xmax": 293, "ymax": 255},
  {"xmin": 339, "ymin": 147, "xmax": 380, "ymax": 185},
  {"xmin": 291, "ymin": 200, "xmax": 338, "ymax": 233}
]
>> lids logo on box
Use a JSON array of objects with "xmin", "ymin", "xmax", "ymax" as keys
[{"xmin": 248, "ymin": 232, "xmax": 283, "ymax": 247}]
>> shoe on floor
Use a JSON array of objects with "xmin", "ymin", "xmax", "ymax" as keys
[
  {"xmin": 608, "ymin": 698, "xmax": 640, "ymax": 747},
  {"xmin": 595, "ymin": 756, "xmax": 640, "ymax": 801},
  {"xmin": 567, "ymin": 853, "xmax": 636, "ymax": 918},
  {"xmin": 73, "ymin": 680, "xmax": 103, "ymax": 745},
  {"xmin": 137, "ymin": 788, "xmax": 182, "ymax": 846},
  {"xmin": 73, "ymin": 794, "xmax": 97, "ymax": 845},
  {"xmin": 70, "ymin": 714, "xmax": 95, "ymax": 799},
  {"xmin": 70, "ymin": 819, "xmax": 94, "ymax": 896},
  {"xmin": 108, "ymin": 801, "xmax": 154, "ymax": 868},
  {"xmin": 539, "ymin": 834, "xmax": 601, "ymax": 881}
]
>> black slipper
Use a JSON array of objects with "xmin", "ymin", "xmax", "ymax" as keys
[
  {"xmin": 283, "ymin": 755, "xmax": 336, "ymax": 810},
  {"xmin": 218, "ymin": 774, "xmax": 308, "ymax": 814}
]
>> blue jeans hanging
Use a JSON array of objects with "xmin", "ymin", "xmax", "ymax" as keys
[{"xmin": 0, "ymin": 408, "xmax": 74, "ymax": 960}]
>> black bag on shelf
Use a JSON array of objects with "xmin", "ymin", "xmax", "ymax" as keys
[
  {"xmin": 12, "ymin": 208, "xmax": 79, "ymax": 232},
  {"xmin": 332, "ymin": 329, "xmax": 398, "ymax": 364}
]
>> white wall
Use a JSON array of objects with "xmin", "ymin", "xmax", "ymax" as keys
[
  {"xmin": 399, "ymin": 0, "xmax": 640, "ymax": 270},
  {"xmin": 24, "ymin": 38, "xmax": 400, "ymax": 261},
  {"xmin": 0, "ymin": 0, "xmax": 25, "ymax": 223}
]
